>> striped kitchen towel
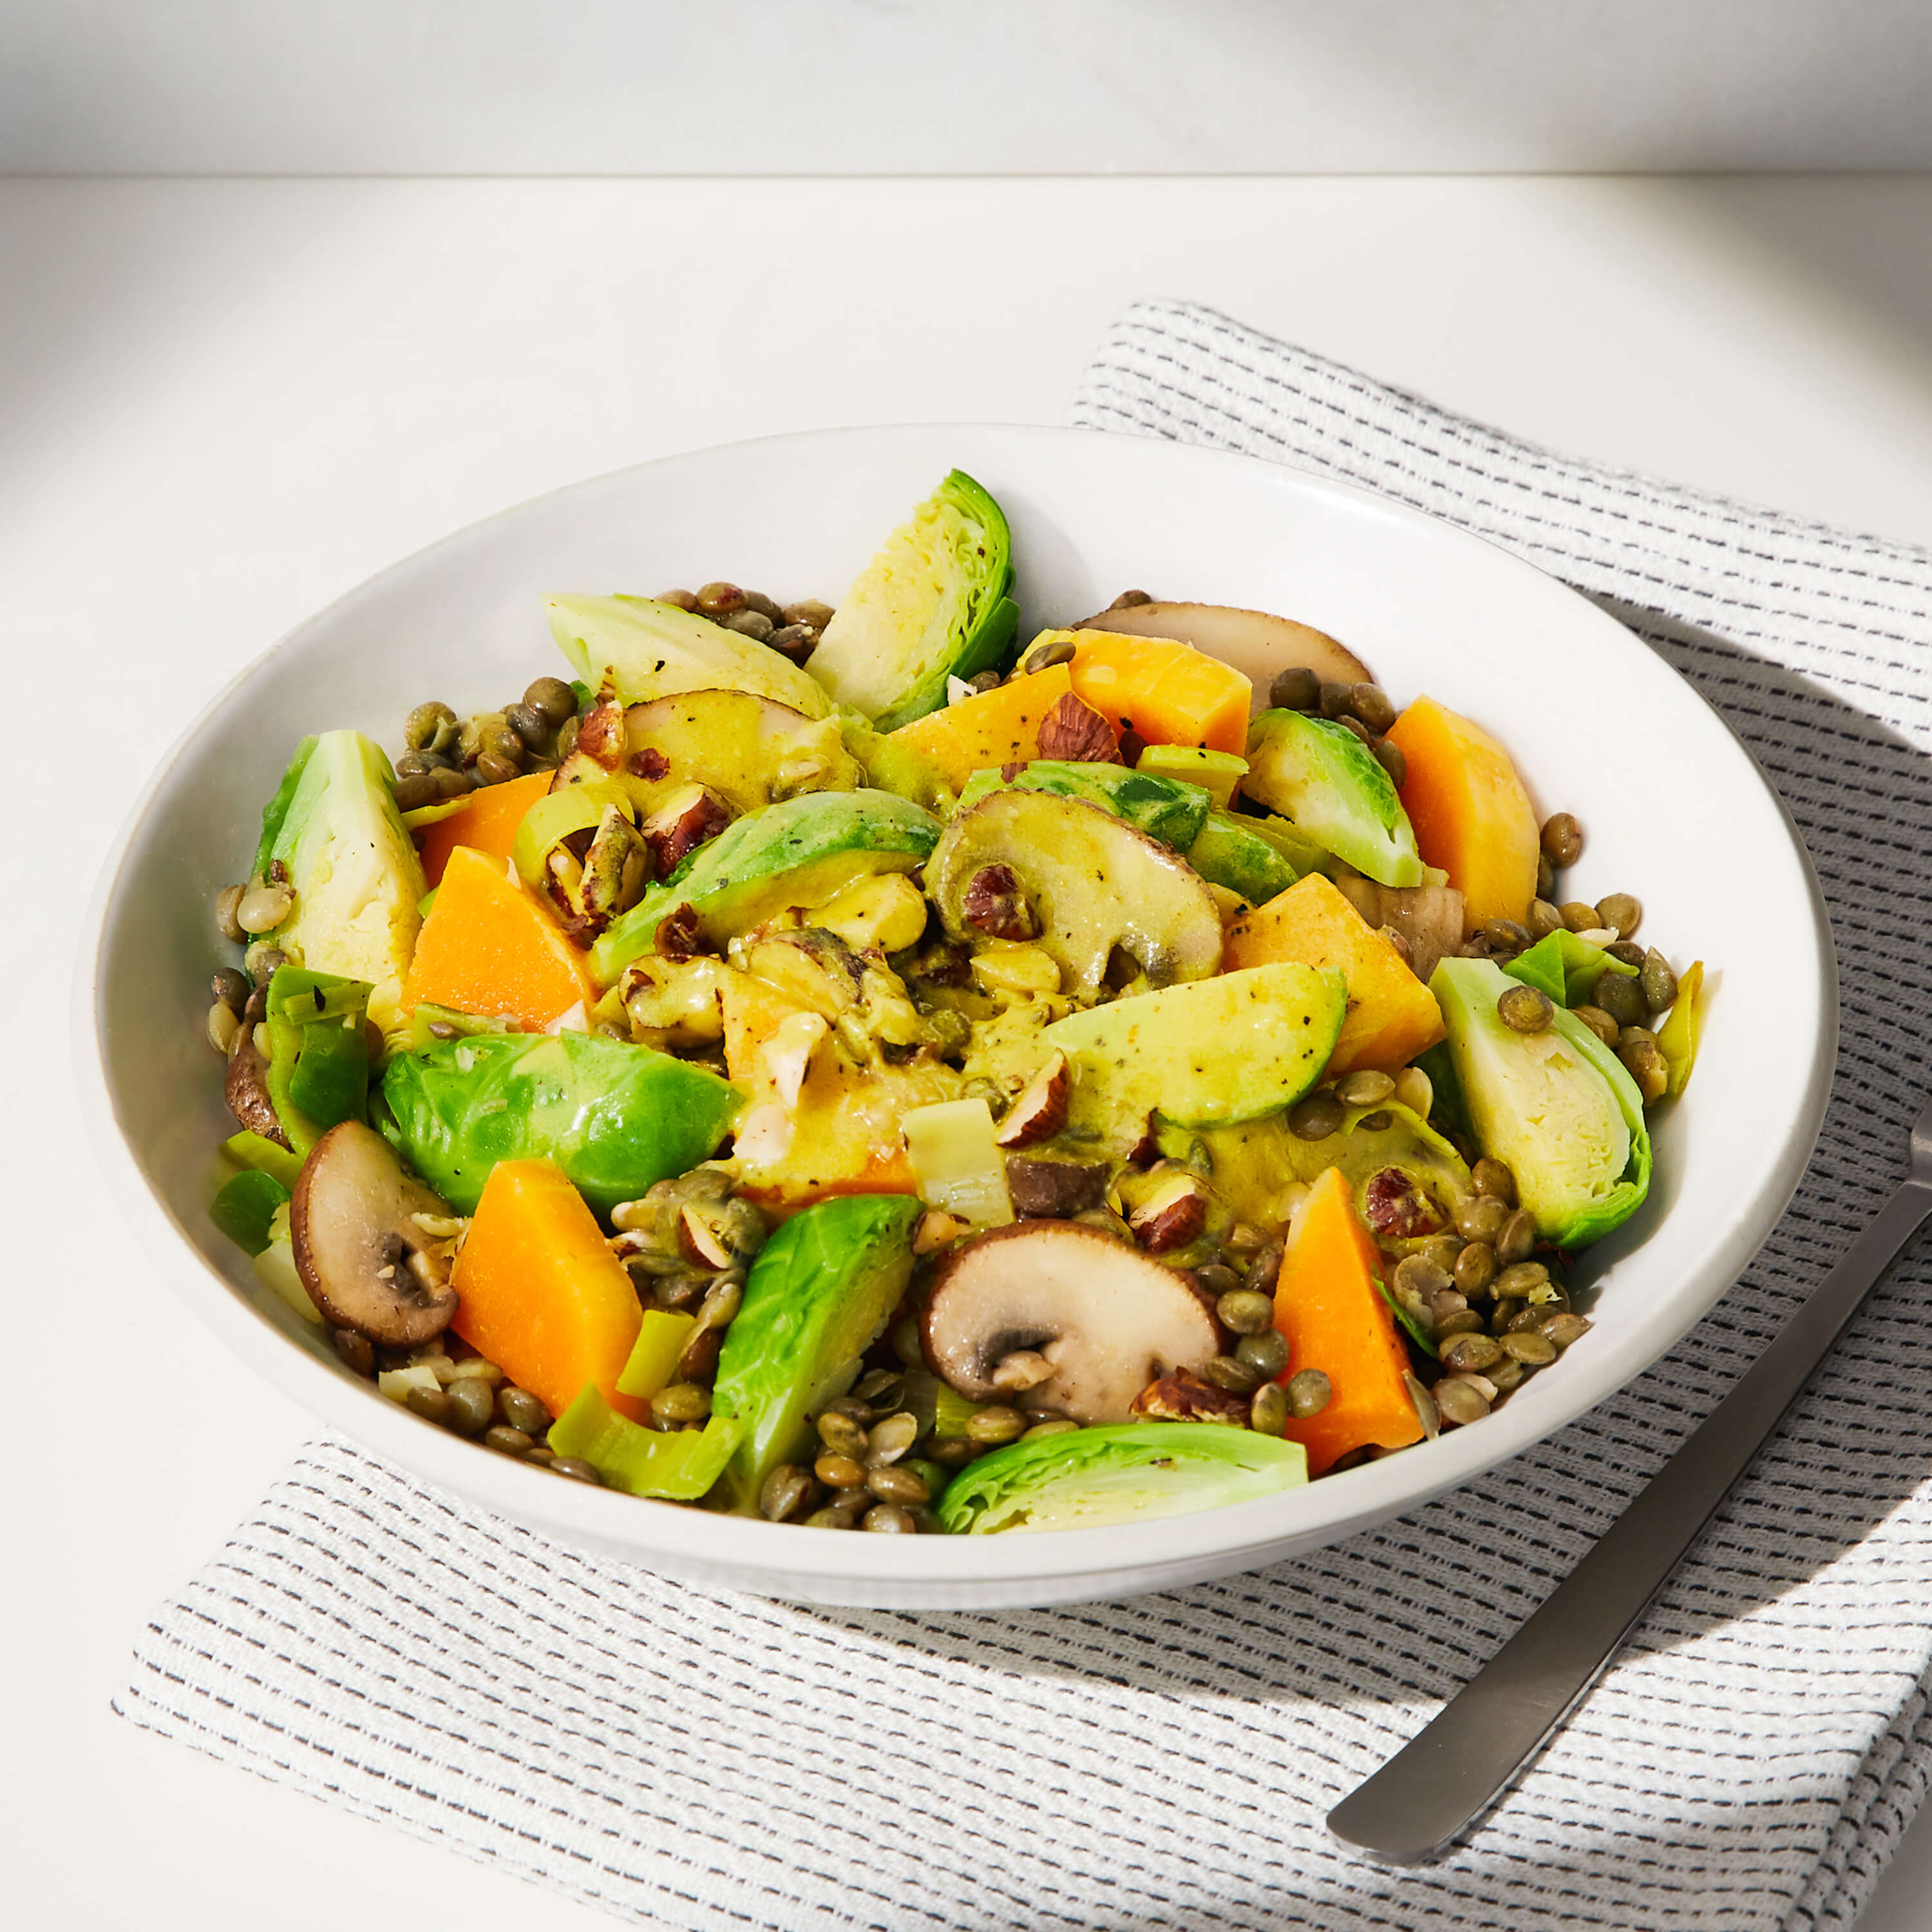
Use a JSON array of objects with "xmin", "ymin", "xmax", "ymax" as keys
[{"xmin": 120, "ymin": 301, "xmax": 1932, "ymax": 1930}]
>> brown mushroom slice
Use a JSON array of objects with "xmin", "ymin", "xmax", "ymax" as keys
[
  {"xmin": 1003, "ymin": 1155, "xmax": 1108, "ymax": 1220},
  {"xmin": 1334, "ymin": 876, "xmax": 1466, "ymax": 983},
  {"xmin": 1070, "ymin": 600, "xmax": 1374, "ymax": 698},
  {"xmin": 290, "ymin": 1121, "xmax": 459, "ymax": 1347},
  {"xmin": 922, "ymin": 1222, "xmax": 1220, "ymax": 1424},
  {"xmin": 622, "ymin": 690, "xmax": 860, "ymax": 814},
  {"xmin": 224, "ymin": 1032, "xmax": 289, "ymax": 1147},
  {"xmin": 1003, "ymin": 1156, "xmax": 1109, "ymax": 1220},
  {"xmin": 926, "ymin": 791, "xmax": 1224, "ymax": 997}
]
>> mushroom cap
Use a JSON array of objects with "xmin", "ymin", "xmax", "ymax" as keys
[
  {"xmin": 922, "ymin": 1222, "xmax": 1220, "ymax": 1425},
  {"xmin": 290, "ymin": 1121, "xmax": 459, "ymax": 1346},
  {"xmin": 1068, "ymin": 599, "xmax": 1376, "ymax": 692}
]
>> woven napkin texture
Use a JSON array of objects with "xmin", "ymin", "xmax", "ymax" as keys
[{"xmin": 122, "ymin": 301, "xmax": 1932, "ymax": 1931}]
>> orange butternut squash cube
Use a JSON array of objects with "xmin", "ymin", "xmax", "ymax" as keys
[
  {"xmin": 1273, "ymin": 1166, "xmax": 1423, "ymax": 1475},
  {"xmin": 886, "ymin": 665, "xmax": 1077, "ymax": 791},
  {"xmin": 451, "ymin": 1158, "xmax": 646, "ymax": 1422},
  {"xmin": 1383, "ymin": 694, "xmax": 1539, "ymax": 928},
  {"xmin": 1224, "ymin": 873, "xmax": 1443, "ymax": 1075},
  {"xmin": 1036, "ymin": 629, "xmax": 1252, "ymax": 754},
  {"xmin": 415, "ymin": 770, "xmax": 553, "ymax": 887},
  {"xmin": 402, "ymin": 844, "xmax": 595, "ymax": 1031}
]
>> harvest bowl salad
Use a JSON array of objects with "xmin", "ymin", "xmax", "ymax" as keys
[{"xmin": 202, "ymin": 469, "xmax": 1708, "ymax": 1537}]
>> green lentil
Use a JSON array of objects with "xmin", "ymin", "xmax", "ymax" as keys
[
  {"xmin": 1287, "ymin": 1089, "xmax": 1345, "ymax": 1141},
  {"xmin": 1640, "ymin": 948, "xmax": 1679, "ymax": 1012},
  {"xmin": 1596, "ymin": 893, "xmax": 1642, "ymax": 938},
  {"xmin": 1497, "ymin": 984, "xmax": 1554, "ymax": 1033},
  {"xmin": 1470, "ymin": 1159, "xmax": 1517, "ymax": 1204},
  {"xmin": 1540, "ymin": 813, "xmax": 1583, "ymax": 867},
  {"xmin": 1286, "ymin": 1368, "xmax": 1332, "ymax": 1418},
  {"xmin": 966, "ymin": 1406, "xmax": 1027, "ymax": 1446},
  {"xmin": 1249, "ymin": 1383, "xmax": 1289, "ymax": 1435},
  {"xmin": 1235, "ymin": 1329, "xmax": 1290, "ymax": 1379},
  {"xmin": 1217, "ymin": 1288, "xmax": 1276, "ymax": 1336}
]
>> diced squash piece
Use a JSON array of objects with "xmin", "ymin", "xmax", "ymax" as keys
[
  {"xmin": 1272, "ymin": 1166, "xmax": 1425, "ymax": 1475},
  {"xmin": 402, "ymin": 844, "xmax": 595, "ymax": 1032},
  {"xmin": 1382, "ymin": 696, "xmax": 1539, "ymax": 928},
  {"xmin": 1025, "ymin": 629, "xmax": 1252, "ymax": 754},
  {"xmin": 415, "ymin": 770, "xmax": 554, "ymax": 887},
  {"xmin": 886, "ymin": 665, "xmax": 1077, "ymax": 791},
  {"xmin": 450, "ymin": 1159, "xmax": 647, "ymax": 1423},
  {"xmin": 1224, "ymin": 873, "xmax": 1444, "ymax": 1075}
]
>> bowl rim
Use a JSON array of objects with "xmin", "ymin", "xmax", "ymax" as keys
[{"xmin": 74, "ymin": 421, "xmax": 1839, "ymax": 1598}]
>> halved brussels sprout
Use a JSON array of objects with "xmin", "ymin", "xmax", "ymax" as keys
[
  {"xmin": 956, "ymin": 761, "xmax": 1213, "ymax": 852},
  {"xmin": 1046, "ymin": 961, "xmax": 1347, "ymax": 1135},
  {"xmin": 1432, "ymin": 956, "xmax": 1650, "ymax": 1247},
  {"xmin": 379, "ymin": 1030, "xmax": 741, "ymax": 1215},
  {"xmin": 255, "ymin": 730, "xmax": 428, "ymax": 989},
  {"xmin": 806, "ymin": 469, "xmax": 1019, "ymax": 730},
  {"xmin": 1244, "ymin": 708, "xmax": 1423, "ymax": 887},
  {"xmin": 547, "ymin": 593, "xmax": 832, "ymax": 717},
  {"xmin": 710, "ymin": 1194, "xmax": 920, "ymax": 1511},
  {"xmin": 936, "ymin": 1423, "xmax": 1306, "ymax": 1533},
  {"xmin": 588, "ymin": 791, "xmax": 942, "ymax": 985}
]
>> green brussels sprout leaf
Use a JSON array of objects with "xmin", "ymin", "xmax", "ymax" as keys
[
  {"xmin": 937, "ymin": 1423, "xmax": 1306, "ymax": 1534},
  {"xmin": 380, "ymin": 1030, "xmax": 740, "ymax": 1215},
  {"xmin": 1432, "ymin": 956, "xmax": 1651, "ymax": 1248}
]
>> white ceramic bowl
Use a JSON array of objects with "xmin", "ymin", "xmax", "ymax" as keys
[{"xmin": 77, "ymin": 424, "xmax": 1835, "ymax": 1609}]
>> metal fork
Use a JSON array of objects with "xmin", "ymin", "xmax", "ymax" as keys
[{"xmin": 1327, "ymin": 1092, "xmax": 1932, "ymax": 1865}]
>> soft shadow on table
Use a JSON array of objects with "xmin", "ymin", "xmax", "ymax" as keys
[
  {"xmin": 1659, "ymin": 177, "xmax": 1932, "ymax": 386},
  {"xmin": 800, "ymin": 605, "xmax": 1932, "ymax": 1721}
]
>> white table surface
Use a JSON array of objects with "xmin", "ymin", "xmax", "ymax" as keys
[{"xmin": 10, "ymin": 174, "xmax": 1932, "ymax": 1931}]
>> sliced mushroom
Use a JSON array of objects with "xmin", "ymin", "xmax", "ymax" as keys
[
  {"xmin": 922, "ymin": 1222, "xmax": 1220, "ymax": 1424},
  {"xmin": 290, "ymin": 1121, "xmax": 459, "ymax": 1347},
  {"xmin": 224, "ymin": 1032, "xmax": 289, "ymax": 1147},
  {"xmin": 1070, "ymin": 599, "xmax": 1374, "ymax": 697},
  {"xmin": 622, "ymin": 690, "xmax": 859, "ymax": 813},
  {"xmin": 1003, "ymin": 1155, "xmax": 1108, "ymax": 1219},
  {"xmin": 927, "ymin": 791, "xmax": 1224, "ymax": 996},
  {"xmin": 1334, "ymin": 876, "xmax": 1466, "ymax": 983}
]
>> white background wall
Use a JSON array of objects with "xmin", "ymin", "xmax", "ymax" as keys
[{"xmin": 5, "ymin": 0, "xmax": 1931, "ymax": 175}]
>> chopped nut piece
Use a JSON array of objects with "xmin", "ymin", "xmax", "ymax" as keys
[
  {"xmin": 914, "ymin": 1208, "xmax": 972, "ymax": 1253},
  {"xmin": 678, "ymin": 1202, "xmax": 736, "ymax": 1270},
  {"xmin": 994, "ymin": 1050, "xmax": 1070, "ymax": 1148},
  {"xmin": 1128, "ymin": 1171, "xmax": 1209, "ymax": 1251},
  {"xmin": 961, "ymin": 862, "xmax": 1037, "ymax": 941},
  {"xmin": 1130, "ymin": 1367, "xmax": 1250, "ymax": 1425},
  {"xmin": 654, "ymin": 902, "xmax": 707, "ymax": 960},
  {"xmin": 574, "ymin": 691, "xmax": 626, "ymax": 768},
  {"xmin": 991, "ymin": 1349, "xmax": 1056, "ymax": 1392},
  {"xmin": 1361, "ymin": 1166, "xmax": 1442, "ymax": 1241},
  {"xmin": 1035, "ymin": 690, "xmax": 1119, "ymax": 763},
  {"xmin": 641, "ymin": 784, "xmax": 732, "ymax": 876}
]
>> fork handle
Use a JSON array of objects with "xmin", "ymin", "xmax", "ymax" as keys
[{"xmin": 1326, "ymin": 1176, "xmax": 1932, "ymax": 1866}]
